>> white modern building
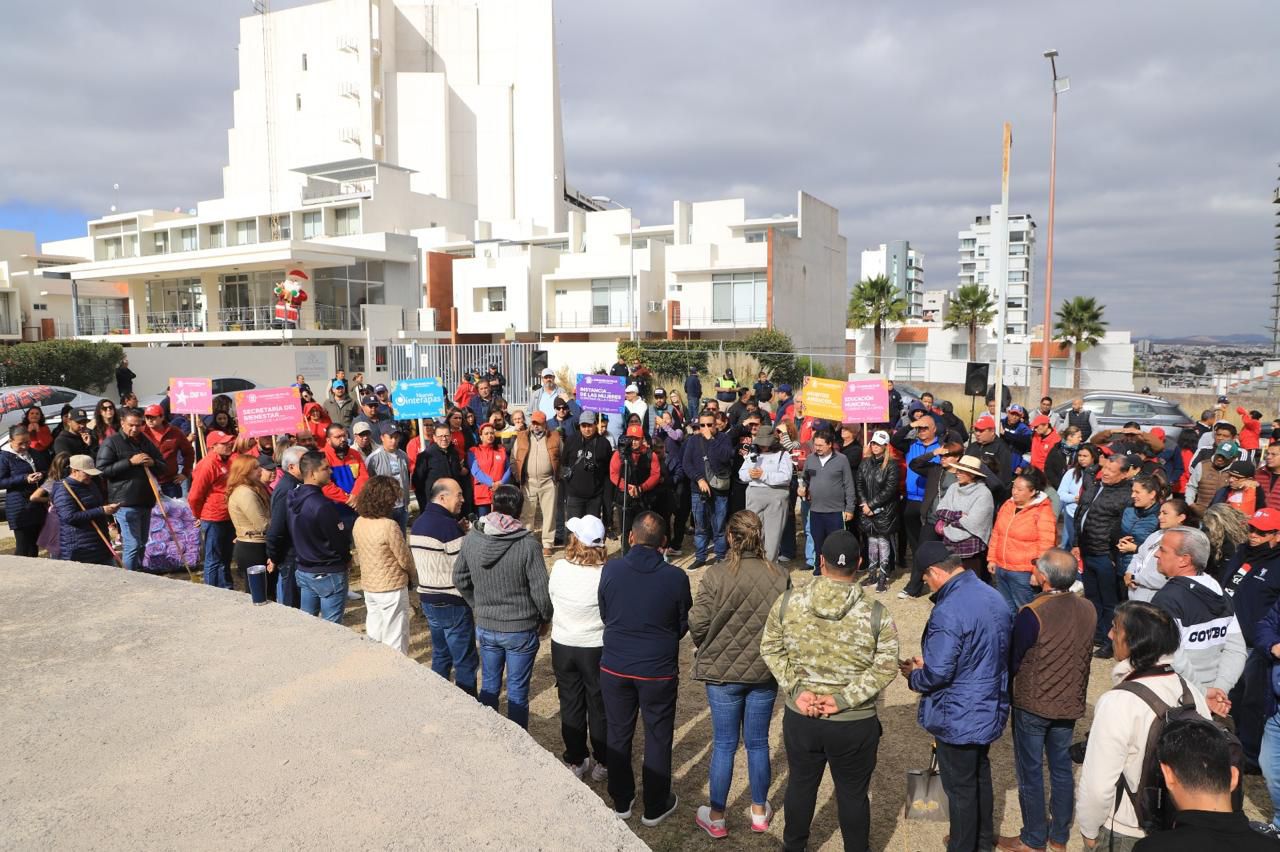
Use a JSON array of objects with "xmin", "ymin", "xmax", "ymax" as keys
[
  {"xmin": 958, "ymin": 207, "xmax": 1037, "ymax": 338},
  {"xmin": 921, "ymin": 289, "xmax": 950, "ymax": 323},
  {"xmin": 860, "ymin": 241, "xmax": 924, "ymax": 318}
]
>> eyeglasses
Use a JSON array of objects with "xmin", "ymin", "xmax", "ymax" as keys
[{"xmin": 699, "ymin": 422, "xmax": 715, "ymax": 428}]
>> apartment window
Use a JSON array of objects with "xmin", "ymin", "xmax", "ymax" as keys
[
  {"xmin": 301, "ymin": 53, "xmax": 308, "ymax": 71},
  {"xmin": 1009, "ymin": 271, "xmax": 1027, "ymax": 283},
  {"xmin": 961, "ymin": 238, "xmax": 976, "ymax": 248},
  {"xmin": 485, "ymin": 287, "xmax": 506, "ymax": 312},
  {"xmin": 31, "ymin": 303, "xmax": 47, "ymax": 311},
  {"xmin": 334, "ymin": 206, "xmax": 360, "ymax": 236},
  {"xmin": 302, "ymin": 210, "xmax": 322, "ymax": 238},
  {"xmin": 103, "ymin": 237, "xmax": 123, "ymax": 259},
  {"xmin": 950, "ymin": 343, "xmax": 969, "ymax": 360},
  {"xmin": 554, "ymin": 289, "xmax": 567, "ymax": 296},
  {"xmin": 208, "ymin": 223, "xmax": 225, "ymax": 248},
  {"xmin": 235, "ymin": 219, "xmax": 257, "ymax": 245},
  {"xmin": 744, "ymin": 230, "xmax": 766, "ymax": 244},
  {"xmin": 1010, "ymin": 231, "xmax": 1026, "ymax": 242},
  {"xmin": 179, "ymin": 228, "xmax": 197, "ymax": 251},
  {"xmin": 276, "ymin": 215, "xmax": 291, "ymax": 239},
  {"xmin": 712, "ymin": 271, "xmax": 766, "ymax": 324},
  {"xmin": 894, "ymin": 343, "xmax": 926, "ymax": 378},
  {"xmin": 591, "ymin": 277, "xmax": 630, "ymax": 326},
  {"xmin": 631, "ymin": 237, "xmax": 649, "ymax": 249},
  {"xmin": 295, "ymin": 94, "xmax": 302, "ymax": 111},
  {"xmin": 668, "ymin": 284, "xmax": 683, "ymax": 292},
  {"xmin": 152, "ymin": 232, "xmax": 168, "ymax": 254}
]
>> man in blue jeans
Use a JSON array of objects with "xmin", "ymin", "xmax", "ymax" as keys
[
  {"xmin": 410, "ymin": 477, "xmax": 478, "ymax": 695},
  {"xmin": 683, "ymin": 410, "xmax": 733, "ymax": 569},
  {"xmin": 95, "ymin": 409, "xmax": 163, "ymax": 571},
  {"xmin": 287, "ymin": 451, "xmax": 352, "ymax": 623},
  {"xmin": 1074, "ymin": 453, "xmax": 1137, "ymax": 659},
  {"xmin": 998, "ymin": 548, "xmax": 1096, "ymax": 852},
  {"xmin": 452, "ymin": 484, "xmax": 551, "ymax": 729}
]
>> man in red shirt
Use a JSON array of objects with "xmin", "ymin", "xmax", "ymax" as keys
[
  {"xmin": 188, "ymin": 430, "xmax": 236, "ymax": 589},
  {"xmin": 142, "ymin": 404, "xmax": 195, "ymax": 499},
  {"xmin": 322, "ymin": 423, "xmax": 368, "ymax": 521},
  {"xmin": 1029, "ymin": 414, "xmax": 1061, "ymax": 473},
  {"xmin": 610, "ymin": 425, "xmax": 660, "ymax": 555}
]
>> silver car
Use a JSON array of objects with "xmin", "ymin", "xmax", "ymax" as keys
[
  {"xmin": 0, "ymin": 385, "xmax": 109, "ymax": 435},
  {"xmin": 1052, "ymin": 392, "xmax": 1195, "ymax": 443}
]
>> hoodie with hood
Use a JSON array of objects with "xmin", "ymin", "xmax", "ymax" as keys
[
  {"xmin": 303, "ymin": 402, "xmax": 331, "ymax": 443},
  {"xmin": 285, "ymin": 483, "xmax": 351, "ymax": 573},
  {"xmin": 760, "ymin": 575, "xmax": 899, "ymax": 721},
  {"xmin": 1151, "ymin": 572, "xmax": 1247, "ymax": 694},
  {"xmin": 451, "ymin": 513, "xmax": 551, "ymax": 632},
  {"xmin": 598, "ymin": 544, "xmax": 692, "ymax": 679}
]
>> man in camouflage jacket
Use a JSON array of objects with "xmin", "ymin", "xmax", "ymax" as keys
[{"xmin": 760, "ymin": 530, "xmax": 899, "ymax": 852}]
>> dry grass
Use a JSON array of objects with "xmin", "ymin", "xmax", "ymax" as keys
[{"xmin": 49, "ymin": 531, "xmax": 1272, "ymax": 852}]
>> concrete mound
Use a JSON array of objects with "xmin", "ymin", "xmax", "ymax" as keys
[{"xmin": 0, "ymin": 558, "xmax": 648, "ymax": 851}]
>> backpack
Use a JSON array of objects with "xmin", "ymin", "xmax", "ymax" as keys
[{"xmin": 1113, "ymin": 669, "xmax": 1244, "ymax": 833}]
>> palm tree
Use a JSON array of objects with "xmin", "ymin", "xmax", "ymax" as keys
[
  {"xmin": 1054, "ymin": 296, "xmax": 1108, "ymax": 389},
  {"xmin": 847, "ymin": 275, "xmax": 907, "ymax": 373},
  {"xmin": 943, "ymin": 284, "xmax": 996, "ymax": 361}
]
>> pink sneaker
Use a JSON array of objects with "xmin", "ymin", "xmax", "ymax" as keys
[
  {"xmin": 695, "ymin": 806, "xmax": 727, "ymax": 839},
  {"xmin": 749, "ymin": 802, "xmax": 773, "ymax": 832}
]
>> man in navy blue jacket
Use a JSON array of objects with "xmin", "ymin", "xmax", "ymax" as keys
[
  {"xmin": 287, "ymin": 451, "xmax": 352, "ymax": 623},
  {"xmin": 598, "ymin": 511, "xmax": 692, "ymax": 826},
  {"xmin": 682, "ymin": 411, "xmax": 734, "ymax": 569},
  {"xmin": 901, "ymin": 542, "xmax": 1012, "ymax": 852}
]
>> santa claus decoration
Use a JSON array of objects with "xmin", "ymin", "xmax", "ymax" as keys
[{"xmin": 274, "ymin": 268, "xmax": 309, "ymax": 325}]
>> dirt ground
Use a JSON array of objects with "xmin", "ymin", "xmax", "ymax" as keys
[{"xmin": 15, "ymin": 530, "xmax": 1272, "ymax": 851}]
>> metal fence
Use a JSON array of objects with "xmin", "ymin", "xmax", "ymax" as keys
[{"xmin": 387, "ymin": 342, "xmax": 539, "ymax": 407}]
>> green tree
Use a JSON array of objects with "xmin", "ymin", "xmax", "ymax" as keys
[
  {"xmin": 846, "ymin": 275, "xmax": 907, "ymax": 374},
  {"xmin": 1053, "ymin": 296, "xmax": 1108, "ymax": 390},
  {"xmin": 0, "ymin": 340, "xmax": 124, "ymax": 392},
  {"xmin": 943, "ymin": 284, "xmax": 996, "ymax": 361}
]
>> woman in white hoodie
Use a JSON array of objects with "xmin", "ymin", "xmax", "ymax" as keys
[
  {"xmin": 1076, "ymin": 600, "xmax": 1211, "ymax": 849},
  {"xmin": 1122, "ymin": 498, "xmax": 1196, "ymax": 603}
]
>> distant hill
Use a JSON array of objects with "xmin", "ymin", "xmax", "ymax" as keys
[{"xmin": 1142, "ymin": 333, "xmax": 1272, "ymax": 346}]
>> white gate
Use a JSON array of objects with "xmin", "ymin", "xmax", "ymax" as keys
[{"xmin": 388, "ymin": 342, "xmax": 539, "ymax": 407}]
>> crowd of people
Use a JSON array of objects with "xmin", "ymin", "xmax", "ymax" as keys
[{"xmin": 9, "ymin": 358, "xmax": 1280, "ymax": 850}]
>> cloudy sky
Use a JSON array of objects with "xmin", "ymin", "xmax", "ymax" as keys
[{"xmin": 2, "ymin": 1, "xmax": 1277, "ymax": 337}]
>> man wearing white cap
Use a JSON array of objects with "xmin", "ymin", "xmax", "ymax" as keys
[
  {"xmin": 624, "ymin": 384, "xmax": 649, "ymax": 436},
  {"xmin": 739, "ymin": 424, "xmax": 793, "ymax": 561},
  {"xmin": 528, "ymin": 368, "xmax": 562, "ymax": 422}
]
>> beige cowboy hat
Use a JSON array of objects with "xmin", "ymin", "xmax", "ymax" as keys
[{"xmin": 944, "ymin": 455, "xmax": 987, "ymax": 478}]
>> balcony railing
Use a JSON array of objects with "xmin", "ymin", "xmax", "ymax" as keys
[
  {"xmin": 143, "ymin": 310, "xmax": 205, "ymax": 333},
  {"xmin": 546, "ymin": 311, "xmax": 631, "ymax": 329},
  {"xmin": 217, "ymin": 306, "xmax": 279, "ymax": 331},
  {"xmin": 674, "ymin": 311, "xmax": 766, "ymax": 328},
  {"xmin": 301, "ymin": 178, "xmax": 373, "ymax": 204},
  {"xmin": 77, "ymin": 313, "xmax": 132, "ymax": 335},
  {"xmin": 314, "ymin": 303, "xmax": 361, "ymax": 330}
]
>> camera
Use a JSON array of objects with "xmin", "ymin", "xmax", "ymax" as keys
[
  {"xmin": 617, "ymin": 436, "xmax": 633, "ymax": 454},
  {"xmin": 749, "ymin": 452, "xmax": 760, "ymax": 465}
]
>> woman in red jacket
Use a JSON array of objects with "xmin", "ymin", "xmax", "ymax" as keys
[
  {"xmin": 468, "ymin": 423, "xmax": 509, "ymax": 515},
  {"xmin": 987, "ymin": 470, "xmax": 1057, "ymax": 615},
  {"xmin": 1238, "ymin": 406, "xmax": 1263, "ymax": 462},
  {"xmin": 302, "ymin": 402, "xmax": 330, "ymax": 444}
]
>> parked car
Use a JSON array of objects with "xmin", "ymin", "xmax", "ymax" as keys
[
  {"xmin": 1052, "ymin": 392, "xmax": 1195, "ymax": 443},
  {"xmin": 138, "ymin": 377, "xmax": 259, "ymax": 411},
  {"xmin": 0, "ymin": 385, "xmax": 108, "ymax": 434}
]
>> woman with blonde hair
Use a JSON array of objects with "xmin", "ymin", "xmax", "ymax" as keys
[
  {"xmin": 353, "ymin": 475, "xmax": 416, "ymax": 654},
  {"xmin": 689, "ymin": 509, "xmax": 790, "ymax": 838},
  {"xmin": 547, "ymin": 514, "xmax": 610, "ymax": 781},
  {"xmin": 1203, "ymin": 501, "xmax": 1251, "ymax": 583},
  {"xmin": 226, "ymin": 453, "xmax": 273, "ymax": 596}
]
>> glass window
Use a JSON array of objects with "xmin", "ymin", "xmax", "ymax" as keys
[
  {"xmin": 1110, "ymin": 400, "xmax": 1154, "ymax": 418},
  {"xmin": 894, "ymin": 344, "xmax": 926, "ymax": 379},
  {"xmin": 485, "ymin": 287, "xmax": 506, "ymax": 312},
  {"xmin": 208, "ymin": 224, "xmax": 224, "ymax": 248},
  {"xmin": 179, "ymin": 228, "xmax": 197, "ymax": 251},
  {"xmin": 590, "ymin": 277, "xmax": 629, "ymax": 326},
  {"xmin": 711, "ymin": 271, "xmax": 766, "ymax": 323},
  {"xmin": 334, "ymin": 206, "xmax": 360, "ymax": 236},
  {"xmin": 152, "ymin": 232, "xmax": 168, "ymax": 254},
  {"xmin": 950, "ymin": 343, "xmax": 968, "ymax": 360},
  {"xmin": 302, "ymin": 211, "xmax": 322, "ymax": 238},
  {"xmin": 744, "ymin": 230, "xmax": 766, "ymax": 244},
  {"xmin": 103, "ymin": 237, "xmax": 123, "ymax": 259},
  {"xmin": 1050, "ymin": 360, "xmax": 1072, "ymax": 388},
  {"xmin": 235, "ymin": 219, "xmax": 256, "ymax": 245}
]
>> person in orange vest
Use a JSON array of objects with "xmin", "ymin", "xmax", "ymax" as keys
[
  {"xmin": 1029, "ymin": 414, "xmax": 1061, "ymax": 473},
  {"xmin": 1213, "ymin": 460, "xmax": 1267, "ymax": 517}
]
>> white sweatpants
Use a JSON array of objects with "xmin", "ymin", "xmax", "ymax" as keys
[{"xmin": 364, "ymin": 587, "xmax": 411, "ymax": 655}]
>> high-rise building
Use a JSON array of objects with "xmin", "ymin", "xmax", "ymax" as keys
[
  {"xmin": 860, "ymin": 241, "xmax": 924, "ymax": 317},
  {"xmin": 958, "ymin": 207, "xmax": 1036, "ymax": 337}
]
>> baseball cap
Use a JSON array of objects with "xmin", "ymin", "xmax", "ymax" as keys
[
  {"xmin": 870, "ymin": 430, "xmax": 890, "ymax": 446},
  {"xmin": 374, "ymin": 383, "xmax": 388, "ymax": 393},
  {"xmin": 578, "ymin": 410, "xmax": 599, "ymax": 424},
  {"xmin": 1250, "ymin": 508, "xmax": 1280, "ymax": 533},
  {"xmin": 1007, "ymin": 404, "xmax": 1026, "ymax": 416},
  {"xmin": 566, "ymin": 515, "xmax": 606, "ymax": 547},
  {"xmin": 973, "ymin": 414, "xmax": 996, "ymax": 431},
  {"xmin": 72, "ymin": 408, "xmax": 90, "ymax": 423},
  {"xmin": 530, "ymin": 411, "xmax": 547, "ymax": 424},
  {"xmin": 1214, "ymin": 440, "xmax": 1242, "ymax": 460},
  {"xmin": 653, "ymin": 388, "xmax": 666, "ymax": 397},
  {"xmin": 1031, "ymin": 414, "xmax": 1051, "ymax": 428},
  {"xmin": 257, "ymin": 454, "xmax": 278, "ymax": 472},
  {"xmin": 625, "ymin": 424, "xmax": 645, "ymax": 439},
  {"xmin": 777, "ymin": 383, "xmax": 792, "ymax": 394},
  {"xmin": 332, "ymin": 380, "xmax": 346, "ymax": 390},
  {"xmin": 352, "ymin": 421, "xmax": 373, "ymax": 435},
  {"xmin": 541, "ymin": 368, "xmax": 555, "ymax": 378},
  {"xmin": 1149, "ymin": 426, "xmax": 1166, "ymax": 442},
  {"xmin": 361, "ymin": 395, "xmax": 378, "ymax": 406},
  {"xmin": 144, "ymin": 404, "xmax": 164, "ymax": 417},
  {"xmin": 625, "ymin": 383, "xmax": 639, "ymax": 394},
  {"xmin": 1227, "ymin": 460, "xmax": 1256, "ymax": 478},
  {"xmin": 1218, "ymin": 395, "xmax": 1230, "ymax": 404},
  {"xmin": 913, "ymin": 540, "xmax": 953, "ymax": 575},
  {"xmin": 377, "ymin": 421, "xmax": 399, "ymax": 437},
  {"xmin": 205, "ymin": 430, "xmax": 234, "ymax": 447},
  {"xmin": 820, "ymin": 530, "xmax": 861, "ymax": 572},
  {"xmin": 68, "ymin": 454, "xmax": 101, "ymax": 475}
]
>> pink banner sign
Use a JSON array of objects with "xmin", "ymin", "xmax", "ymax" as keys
[
  {"xmin": 841, "ymin": 378, "xmax": 890, "ymax": 423},
  {"xmin": 234, "ymin": 386, "xmax": 305, "ymax": 438},
  {"xmin": 169, "ymin": 377, "xmax": 213, "ymax": 415}
]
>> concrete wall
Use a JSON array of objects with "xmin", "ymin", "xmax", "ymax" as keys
[
  {"xmin": 120, "ymin": 343, "xmax": 337, "ymax": 398},
  {"xmin": 771, "ymin": 192, "xmax": 848, "ymax": 356}
]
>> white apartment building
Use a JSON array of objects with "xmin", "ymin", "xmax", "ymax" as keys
[
  {"xmin": 860, "ymin": 241, "xmax": 924, "ymax": 318},
  {"xmin": 958, "ymin": 207, "xmax": 1037, "ymax": 338},
  {"xmin": 921, "ymin": 289, "xmax": 950, "ymax": 323},
  {"xmin": 446, "ymin": 193, "xmax": 848, "ymax": 354}
]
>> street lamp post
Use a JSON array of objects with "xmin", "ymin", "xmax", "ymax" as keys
[
  {"xmin": 590, "ymin": 195, "xmax": 636, "ymax": 341},
  {"xmin": 1040, "ymin": 50, "xmax": 1069, "ymax": 398}
]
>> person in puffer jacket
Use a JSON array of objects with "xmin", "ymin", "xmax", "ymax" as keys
[
  {"xmin": 1150, "ymin": 526, "xmax": 1246, "ymax": 720},
  {"xmin": 53, "ymin": 454, "xmax": 119, "ymax": 565},
  {"xmin": 452, "ymin": 484, "xmax": 550, "ymax": 729},
  {"xmin": 902, "ymin": 541, "xmax": 1012, "ymax": 852},
  {"xmin": 1075, "ymin": 453, "xmax": 1139, "ymax": 657},
  {"xmin": 987, "ymin": 472, "xmax": 1058, "ymax": 615},
  {"xmin": 856, "ymin": 431, "xmax": 900, "ymax": 592},
  {"xmin": 1115, "ymin": 475, "xmax": 1163, "ymax": 580}
]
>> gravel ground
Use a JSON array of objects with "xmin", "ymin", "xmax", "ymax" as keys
[{"xmin": 3, "ymin": 529, "xmax": 1272, "ymax": 851}]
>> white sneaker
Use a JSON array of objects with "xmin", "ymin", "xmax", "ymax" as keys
[
  {"xmin": 346, "ymin": 588, "xmax": 360, "ymax": 601},
  {"xmin": 641, "ymin": 793, "xmax": 679, "ymax": 827},
  {"xmin": 749, "ymin": 802, "xmax": 773, "ymax": 833},
  {"xmin": 777, "ymin": 555, "xmax": 791, "ymax": 564},
  {"xmin": 591, "ymin": 762, "xmax": 609, "ymax": 782},
  {"xmin": 567, "ymin": 757, "xmax": 590, "ymax": 780},
  {"xmin": 896, "ymin": 590, "xmax": 909, "ymax": 600}
]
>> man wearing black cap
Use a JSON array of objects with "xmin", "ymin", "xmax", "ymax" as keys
[
  {"xmin": 760, "ymin": 530, "xmax": 898, "ymax": 852},
  {"xmin": 485, "ymin": 363, "xmax": 506, "ymax": 398},
  {"xmin": 561, "ymin": 411, "xmax": 612, "ymax": 527},
  {"xmin": 901, "ymin": 541, "xmax": 1012, "ymax": 852},
  {"xmin": 53, "ymin": 407, "xmax": 98, "ymax": 459}
]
